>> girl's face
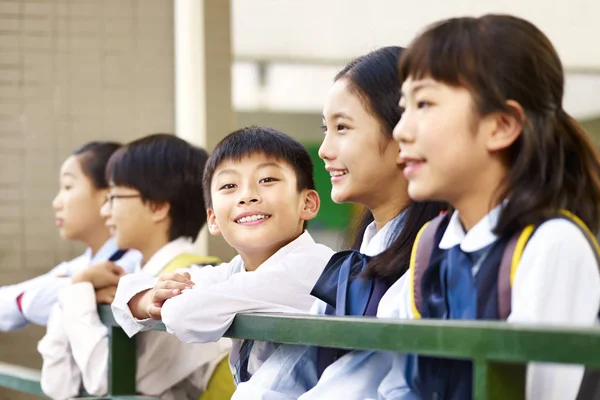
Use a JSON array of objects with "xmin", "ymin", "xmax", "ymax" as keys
[
  {"xmin": 52, "ymin": 155, "xmax": 108, "ymax": 243},
  {"xmin": 394, "ymin": 77, "xmax": 496, "ymax": 206},
  {"xmin": 319, "ymin": 78, "xmax": 407, "ymax": 210}
]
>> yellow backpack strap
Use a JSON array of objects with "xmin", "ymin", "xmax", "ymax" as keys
[
  {"xmin": 410, "ymin": 214, "xmax": 449, "ymax": 319},
  {"xmin": 497, "ymin": 209, "xmax": 600, "ymax": 320},
  {"xmin": 497, "ymin": 225, "xmax": 535, "ymax": 319},
  {"xmin": 159, "ymin": 253, "xmax": 220, "ymax": 276}
]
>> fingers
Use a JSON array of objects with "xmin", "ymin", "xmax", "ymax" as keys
[
  {"xmin": 156, "ymin": 279, "xmax": 192, "ymax": 292},
  {"xmin": 147, "ymin": 304, "xmax": 162, "ymax": 320},
  {"xmin": 150, "ymin": 288, "xmax": 183, "ymax": 305},
  {"xmin": 158, "ymin": 272, "xmax": 194, "ymax": 285},
  {"xmin": 109, "ymin": 263, "xmax": 126, "ymax": 277},
  {"xmin": 95, "ymin": 286, "xmax": 117, "ymax": 304}
]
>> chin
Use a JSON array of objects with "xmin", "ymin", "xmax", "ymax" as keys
[
  {"xmin": 407, "ymin": 183, "xmax": 438, "ymax": 202},
  {"xmin": 58, "ymin": 228, "xmax": 75, "ymax": 240},
  {"xmin": 330, "ymin": 190, "xmax": 350, "ymax": 204}
]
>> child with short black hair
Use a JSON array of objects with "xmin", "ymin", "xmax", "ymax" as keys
[
  {"xmin": 39, "ymin": 134, "xmax": 228, "ymax": 400},
  {"xmin": 113, "ymin": 126, "xmax": 335, "ymax": 386}
]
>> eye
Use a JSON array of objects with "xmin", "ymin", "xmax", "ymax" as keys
[
  {"xmin": 336, "ymin": 124, "xmax": 349, "ymax": 132},
  {"xmin": 417, "ymin": 101, "xmax": 432, "ymax": 109},
  {"xmin": 219, "ymin": 183, "xmax": 236, "ymax": 190},
  {"xmin": 259, "ymin": 177, "xmax": 278, "ymax": 184},
  {"xmin": 64, "ymin": 184, "xmax": 73, "ymax": 190}
]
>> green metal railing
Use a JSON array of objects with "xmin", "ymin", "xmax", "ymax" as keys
[{"xmin": 2, "ymin": 304, "xmax": 600, "ymax": 399}]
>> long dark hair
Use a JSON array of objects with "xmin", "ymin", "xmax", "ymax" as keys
[
  {"xmin": 398, "ymin": 14, "xmax": 600, "ymax": 235},
  {"xmin": 337, "ymin": 47, "xmax": 446, "ymax": 284}
]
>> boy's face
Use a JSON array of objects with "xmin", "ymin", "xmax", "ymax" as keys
[
  {"xmin": 101, "ymin": 185, "xmax": 170, "ymax": 252},
  {"xmin": 207, "ymin": 153, "xmax": 319, "ymax": 260}
]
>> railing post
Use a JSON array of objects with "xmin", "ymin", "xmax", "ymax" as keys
[
  {"xmin": 108, "ymin": 325, "xmax": 137, "ymax": 396},
  {"xmin": 473, "ymin": 359, "xmax": 526, "ymax": 400}
]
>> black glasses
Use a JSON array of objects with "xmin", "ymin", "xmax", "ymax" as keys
[{"xmin": 105, "ymin": 193, "xmax": 141, "ymax": 207}]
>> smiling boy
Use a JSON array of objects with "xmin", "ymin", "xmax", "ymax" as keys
[{"xmin": 112, "ymin": 126, "xmax": 334, "ymax": 385}]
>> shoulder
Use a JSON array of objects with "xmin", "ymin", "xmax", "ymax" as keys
[
  {"xmin": 515, "ymin": 217, "xmax": 599, "ymax": 292},
  {"xmin": 525, "ymin": 218, "xmax": 596, "ymax": 256},
  {"xmin": 290, "ymin": 243, "xmax": 335, "ymax": 261}
]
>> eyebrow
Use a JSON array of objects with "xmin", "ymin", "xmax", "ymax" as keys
[
  {"xmin": 400, "ymin": 81, "xmax": 437, "ymax": 97},
  {"xmin": 321, "ymin": 112, "xmax": 354, "ymax": 121},
  {"xmin": 215, "ymin": 162, "xmax": 283, "ymax": 177},
  {"xmin": 61, "ymin": 172, "xmax": 76, "ymax": 178}
]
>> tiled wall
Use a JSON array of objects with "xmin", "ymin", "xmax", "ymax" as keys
[{"xmin": 0, "ymin": 1, "xmax": 175, "ymax": 398}]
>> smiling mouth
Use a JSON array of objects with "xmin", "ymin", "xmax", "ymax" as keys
[
  {"xmin": 329, "ymin": 169, "xmax": 348, "ymax": 177},
  {"xmin": 235, "ymin": 214, "xmax": 272, "ymax": 224}
]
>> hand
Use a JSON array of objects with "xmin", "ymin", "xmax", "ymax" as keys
[
  {"xmin": 129, "ymin": 272, "xmax": 194, "ymax": 320},
  {"xmin": 71, "ymin": 261, "xmax": 125, "ymax": 289},
  {"xmin": 95, "ymin": 286, "xmax": 117, "ymax": 304}
]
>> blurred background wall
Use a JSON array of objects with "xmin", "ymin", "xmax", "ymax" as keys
[{"xmin": 1, "ymin": 1, "xmax": 599, "ymax": 398}]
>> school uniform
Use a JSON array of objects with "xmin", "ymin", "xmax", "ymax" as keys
[
  {"xmin": 0, "ymin": 237, "xmax": 139, "ymax": 331},
  {"xmin": 378, "ymin": 205, "xmax": 600, "ymax": 400},
  {"xmin": 112, "ymin": 231, "xmax": 334, "ymax": 383},
  {"xmin": 233, "ymin": 214, "xmax": 405, "ymax": 400},
  {"xmin": 38, "ymin": 237, "xmax": 230, "ymax": 400}
]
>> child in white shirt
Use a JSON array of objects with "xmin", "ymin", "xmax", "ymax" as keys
[{"xmin": 113, "ymin": 126, "xmax": 335, "ymax": 384}]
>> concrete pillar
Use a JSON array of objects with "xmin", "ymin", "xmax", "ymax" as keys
[{"xmin": 174, "ymin": 0, "xmax": 237, "ymax": 261}]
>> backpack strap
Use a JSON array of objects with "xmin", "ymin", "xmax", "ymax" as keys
[
  {"xmin": 410, "ymin": 214, "xmax": 449, "ymax": 319},
  {"xmin": 158, "ymin": 253, "xmax": 220, "ymax": 276},
  {"xmin": 497, "ymin": 209, "xmax": 600, "ymax": 320},
  {"xmin": 497, "ymin": 225, "xmax": 535, "ymax": 320}
]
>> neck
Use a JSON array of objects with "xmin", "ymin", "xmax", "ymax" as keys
[
  {"xmin": 138, "ymin": 231, "xmax": 171, "ymax": 265},
  {"xmin": 453, "ymin": 170, "xmax": 505, "ymax": 232},
  {"xmin": 85, "ymin": 227, "xmax": 112, "ymax": 257},
  {"xmin": 238, "ymin": 232, "xmax": 301, "ymax": 272},
  {"xmin": 369, "ymin": 194, "xmax": 408, "ymax": 232}
]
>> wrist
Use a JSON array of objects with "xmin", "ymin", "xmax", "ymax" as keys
[{"xmin": 129, "ymin": 289, "xmax": 151, "ymax": 320}]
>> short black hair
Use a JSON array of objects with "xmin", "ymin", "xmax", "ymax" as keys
[
  {"xmin": 73, "ymin": 141, "xmax": 122, "ymax": 189},
  {"xmin": 202, "ymin": 126, "xmax": 315, "ymax": 208},
  {"xmin": 106, "ymin": 133, "xmax": 209, "ymax": 241}
]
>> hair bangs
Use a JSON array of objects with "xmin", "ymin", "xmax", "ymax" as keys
[
  {"xmin": 105, "ymin": 146, "xmax": 134, "ymax": 188},
  {"xmin": 399, "ymin": 17, "xmax": 484, "ymax": 91}
]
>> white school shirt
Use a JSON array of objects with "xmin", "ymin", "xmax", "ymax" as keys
[
  {"xmin": 38, "ymin": 237, "xmax": 230, "ymax": 400},
  {"xmin": 234, "ymin": 215, "xmax": 404, "ymax": 400},
  {"xmin": 0, "ymin": 237, "xmax": 139, "ymax": 331},
  {"xmin": 378, "ymin": 205, "xmax": 600, "ymax": 400},
  {"xmin": 112, "ymin": 231, "xmax": 334, "ymax": 379}
]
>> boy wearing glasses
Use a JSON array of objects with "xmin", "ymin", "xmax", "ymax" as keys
[{"xmin": 38, "ymin": 134, "xmax": 230, "ymax": 400}]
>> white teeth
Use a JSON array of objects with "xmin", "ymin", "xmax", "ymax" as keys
[
  {"xmin": 330, "ymin": 170, "xmax": 348, "ymax": 177},
  {"xmin": 236, "ymin": 214, "xmax": 270, "ymax": 224}
]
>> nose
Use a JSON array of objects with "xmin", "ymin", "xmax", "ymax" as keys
[
  {"xmin": 238, "ymin": 184, "xmax": 261, "ymax": 205},
  {"xmin": 318, "ymin": 132, "xmax": 336, "ymax": 161},
  {"xmin": 393, "ymin": 113, "xmax": 414, "ymax": 144},
  {"xmin": 52, "ymin": 193, "xmax": 61, "ymax": 211},
  {"xmin": 100, "ymin": 199, "xmax": 111, "ymax": 219}
]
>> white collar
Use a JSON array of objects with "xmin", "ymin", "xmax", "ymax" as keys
[
  {"xmin": 360, "ymin": 211, "xmax": 405, "ymax": 257},
  {"xmin": 86, "ymin": 237, "xmax": 120, "ymax": 265},
  {"xmin": 439, "ymin": 204, "xmax": 503, "ymax": 253},
  {"xmin": 247, "ymin": 230, "xmax": 316, "ymax": 272},
  {"xmin": 141, "ymin": 237, "xmax": 197, "ymax": 276}
]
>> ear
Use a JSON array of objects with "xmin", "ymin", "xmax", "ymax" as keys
[
  {"xmin": 149, "ymin": 201, "xmax": 171, "ymax": 223},
  {"xmin": 206, "ymin": 208, "xmax": 221, "ymax": 236},
  {"xmin": 485, "ymin": 100, "xmax": 525, "ymax": 152},
  {"xmin": 299, "ymin": 190, "xmax": 320, "ymax": 222}
]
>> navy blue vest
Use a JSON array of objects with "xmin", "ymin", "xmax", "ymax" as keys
[
  {"xmin": 411, "ymin": 217, "xmax": 513, "ymax": 400},
  {"xmin": 311, "ymin": 250, "xmax": 391, "ymax": 378}
]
